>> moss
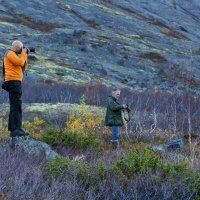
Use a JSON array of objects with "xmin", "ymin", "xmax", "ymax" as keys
[
  {"xmin": 0, "ymin": 44, "xmax": 9, "ymax": 49},
  {"xmin": 0, "ymin": 102, "xmax": 105, "ymax": 119},
  {"xmin": 94, "ymin": 3, "xmax": 133, "ymax": 20},
  {"xmin": 30, "ymin": 55, "xmax": 118, "ymax": 85},
  {"xmin": 25, "ymin": 49, "xmax": 132, "ymax": 88},
  {"xmin": 55, "ymin": 2, "xmax": 71, "ymax": 11},
  {"xmin": 25, "ymin": 103, "xmax": 105, "ymax": 117}
]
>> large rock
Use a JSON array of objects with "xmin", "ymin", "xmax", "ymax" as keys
[
  {"xmin": 152, "ymin": 138, "xmax": 184, "ymax": 153},
  {"xmin": 0, "ymin": 136, "xmax": 58, "ymax": 159}
]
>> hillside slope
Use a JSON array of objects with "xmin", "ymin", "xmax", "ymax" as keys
[{"xmin": 0, "ymin": 0, "xmax": 200, "ymax": 92}]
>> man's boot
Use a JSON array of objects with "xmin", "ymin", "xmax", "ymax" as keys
[
  {"xmin": 111, "ymin": 140, "xmax": 119, "ymax": 150},
  {"xmin": 10, "ymin": 129, "xmax": 29, "ymax": 137}
]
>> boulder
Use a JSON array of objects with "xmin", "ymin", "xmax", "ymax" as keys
[
  {"xmin": 0, "ymin": 136, "xmax": 58, "ymax": 159},
  {"xmin": 152, "ymin": 138, "xmax": 184, "ymax": 153}
]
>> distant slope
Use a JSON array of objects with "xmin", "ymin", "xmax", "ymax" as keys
[{"xmin": 1, "ymin": 0, "xmax": 200, "ymax": 93}]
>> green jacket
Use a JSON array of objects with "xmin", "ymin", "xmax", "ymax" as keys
[{"xmin": 105, "ymin": 96, "xmax": 123, "ymax": 126}]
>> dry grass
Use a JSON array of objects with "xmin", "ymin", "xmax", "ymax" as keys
[{"xmin": 0, "ymin": 14, "xmax": 65, "ymax": 32}]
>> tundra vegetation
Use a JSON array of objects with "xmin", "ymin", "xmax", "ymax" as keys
[
  {"xmin": 1, "ymin": 0, "xmax": 200, "ymax": 199},
  {"xmin": 1, "ymin": 83, "xmax": 200, "ymax": 199}
]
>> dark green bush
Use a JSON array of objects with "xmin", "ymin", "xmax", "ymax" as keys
[
  {"xmin": 97, "ymin": 160, "xmax": 107, "ymax": 181},
  {"xmin": 162, "ymin": 161, "xmax": 190, "ymax": 178},
  {"xmin": 41, "ymin": 128, "xmax": 103, "ymax": 151},
  {"xmin": 112, "ymin": 148, "xmax": 162, "ymax": 178},
  {"xmin": 43, "ymin": 156, "xmax": 70, "ymax": 178},
  {"xmin": 113, "ymin": 148, "xmax": 193, "ymax": 181},
  {"xmin": 44, "ymin": 156, "xmax": 109, "ymax": 187},
  {"xmin": 43, "ymin": 147, "xmax": 199, "ymax": 198},
  {"xmin": 191, "ymin": 174, "xmax": 200, "ymax": 199},
  {"xmin": 43, "ymin": 156, "xmax": 93, "ymax": 183}
]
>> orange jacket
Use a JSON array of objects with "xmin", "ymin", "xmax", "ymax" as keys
[{"xmin": 4, "ymin": 50, "xmax": 28, "ymax": 81}]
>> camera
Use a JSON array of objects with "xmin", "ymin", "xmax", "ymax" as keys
[
  {"xmin": 23, "ymin": 47, "xmax": 35, "ymax": 54},
  {"xmin": 28, "ymin": 47, "xmax": 36, "ymax": 53}
]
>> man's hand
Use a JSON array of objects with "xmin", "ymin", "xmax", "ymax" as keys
[
  {"xmin": 122, "ymin": 104, "xmax": 128, "ymax": 109},
  {"xmin": 22, "ymin": 48, "xmax": 28, "ymax": 53},
  {"xmin": 22, "ymin": 48, "xmax": 30, "ymax": 54}
]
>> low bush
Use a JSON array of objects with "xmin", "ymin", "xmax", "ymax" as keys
[
  {"xmin": 0, "ymin": 117, "xmax": 9, "ymax": 142},
  {"xmin": 41, "ymin": 128, "xmax": 103, "ymax": 151},
  {"xmin": 43, "ymin": 156, "xmax": 98, "ymax": 186},
  {"xmin": 97, "ymin": 160, "xmax": 107, "ymax": 181},
  {"xmin": 191, "ymin": 174, "xmax": 200, "ymax": 199},
  {"xmin": 66, "ymin": 95, "xmax": 103, "ymax": 135},
  {"xmin": 0, "ymin": 146, "xmax": 198, "ymax": 200},
  {"xmin": 23, "ymin": 117, "xmax": 47, "ymax": 139},
  {"xmin": 162, "ymin": 161, "xmax": 191, "ymax": 179},
  {"xmin": 43, "ymin": 148, "xmax": 199, "ymax": 198},
  {"xmin": 112, "ymin": 148, "xmax": 162, "ymax": 178}
]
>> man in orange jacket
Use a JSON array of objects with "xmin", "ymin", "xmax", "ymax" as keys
[{"xmin": 2, "ymin": 40, "xmax": 29, "ymax": 137}]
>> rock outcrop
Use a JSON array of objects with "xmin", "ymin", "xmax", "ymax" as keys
[{"xmin": 0, "ymin": 136, "xmax": 58, "ymax": 159}]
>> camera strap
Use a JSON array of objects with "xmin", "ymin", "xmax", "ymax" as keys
[
  {"xmin": 2, "ymin": 50, "xmax": 11, "ymax": 81},
  {"xmin": 2, "ymin": 58, "xmax": 5, "ymax": 81}
]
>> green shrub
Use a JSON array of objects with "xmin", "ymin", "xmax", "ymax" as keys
[
  {"xmin": 43, "ymin": 156, "xmax": 69, "ymax": 178},
  {"xmin": 44, "ymin": 156, "xmax": 96, "ymax": 184},
  {"xmin": 162, "ymin": 161, "xmax": 190, "ymax": 178},
  {"xmin": 97, "ymin": 160, "xmax": 107, "ymax": 181},
  {"xmin": 191, "ymin": 174, "xmax": 200, "ymax": 199},
  {"xmin": 112, "ymin": 148, "xmax": 162, "ymax": 178},
  {"xmin": 23, "ymin": 117, "xmax": 47, "ymax": 139},
  {"xmin": 0, "ymin": 117, "xmax": 9, "ymax": 142},
  {"xmin": 111, "ymin": 164, "xmax": 128, "ymax": 183},
  {"xmin": 43, "ymin": 151, "xmax": 198, "ymax": 194},
  {"xmin": 41, "ymin": 128, "xmax": 103, "ymax": 151}
]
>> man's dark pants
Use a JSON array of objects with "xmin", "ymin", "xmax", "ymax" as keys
[{"xmin": 4, "ymin": 80, "xmax": 22, "ymax": 131}]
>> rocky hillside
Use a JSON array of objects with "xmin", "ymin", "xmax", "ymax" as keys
[{"xmin": 1, "ymin": 0, "xmax": 200, "ymax": 93}]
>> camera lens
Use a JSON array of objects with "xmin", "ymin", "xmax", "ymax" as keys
[{"xmin": 29, "ymin": 48, "xmax": 35, "ymax": 53}]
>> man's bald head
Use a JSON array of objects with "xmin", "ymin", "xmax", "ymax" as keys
[
  {"xmin": 11, "ymin": 40, "xmax": 23, "ymax": 53},
  {"xmin": 12, "ymin": 40, "xmax": 23, "ymax": 48}
]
